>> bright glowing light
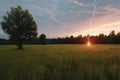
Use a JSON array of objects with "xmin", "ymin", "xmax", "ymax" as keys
[{"xmin": 87, "ymin": 42, "xmax": 91, "ymax": 46}]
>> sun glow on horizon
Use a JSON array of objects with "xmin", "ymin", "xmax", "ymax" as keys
[{"xmin": 87, "ymin": 41, "xmax": 91, "ymax": 46}]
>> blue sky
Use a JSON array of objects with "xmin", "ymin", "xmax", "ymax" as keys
[{"xmin": 0, "ymin": 0, "xmax": 120, "ymax": 38}]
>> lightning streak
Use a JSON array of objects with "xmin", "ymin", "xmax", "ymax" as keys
[
  {"xmin": 89, "ymin": 0, "xmax": 96, "ymax": 28},
  {"xmin": 87, "ymin": 0, "xmax": 96, "ymax": 44}
]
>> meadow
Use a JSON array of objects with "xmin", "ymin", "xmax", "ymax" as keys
[{"xmin": 0, "ymin": 44, "xmax": 120, "ymax": 80}]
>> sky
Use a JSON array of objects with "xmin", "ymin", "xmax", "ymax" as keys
[{"xmin": 0, "ymin": 0, "xmax": 120, "ymax": 38}]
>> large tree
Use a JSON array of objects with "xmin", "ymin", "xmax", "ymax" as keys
[{"xmin": 0, "ymin": 6, "xmax": 37, "ymax": 49}]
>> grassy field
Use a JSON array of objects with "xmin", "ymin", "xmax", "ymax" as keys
[{"xmin": 0, "ymin": 44, "xmax": 120, "ymax": 80}]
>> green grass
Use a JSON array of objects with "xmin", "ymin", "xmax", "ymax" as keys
[{"xmin": 0, "ymin": 44, "xmax": 120, "ymax": 80}]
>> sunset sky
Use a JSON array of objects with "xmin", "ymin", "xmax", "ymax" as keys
[{"xmin": 0, "ymin": 0, "xmax": 120, "ymax": 38}]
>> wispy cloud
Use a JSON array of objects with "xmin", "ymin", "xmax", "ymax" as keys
[
  {"xmin": 68, "ymin": 0, "xmax": 90, "ymax": 7},
  {"xmin": 43, "ymin": 8, "xmax": 66, "ymax": 25},
  {"xmin": 68, "ymin": 10, "xmax": 92, "ymax": 17},
  {"xmin": 95, "ymin": 5, "xmax": 120, "ymax": 16},
  {"xmin": 103, "ymin": 6, "xmax": 120, "ymax": 12}
]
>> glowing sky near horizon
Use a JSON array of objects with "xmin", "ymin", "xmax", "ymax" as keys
[{"xmin": 0, "ymin": 0, "xmax": 120, "ymax": 38}]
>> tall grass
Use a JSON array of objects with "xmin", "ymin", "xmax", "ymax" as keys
[{"xmin": 0, "ymin": 44, "xmax": 120, "ymax": 80}]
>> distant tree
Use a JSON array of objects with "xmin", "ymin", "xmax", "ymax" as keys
[
  {"xmin": 116, "ymin": 32, "xmax": 120, "ymax": 43},
  {"xmin": 77, "ymin": 34, "xmax": 82, "ymax": 39},
  {"xmin": 98, "ymin": 33, "xmax": 107, "ymax": 43},
  {"xmin": 76, "ymin": 34, "xmax": 82, "ymax": 44},
  {"xmin": 0, "ymin": 6, "xmax": 37, "ymax": 49},
  {"xmin": 70, "ymin": 35, "xmax": 74, "ymax": 39},
  {"xmin": 39, "ymin": 34, "xmax": 46, "ymax": 45},
  {"xmin": 108, "ymin": 30, "xmax": 116, "ymax": 43},
  {"xmin": 109, "ymin": 30, "xmax": 115, "ymax": 36},
  {"xmin": 117, "ymin": 32, "xmax": 120, "ymax": 36}
]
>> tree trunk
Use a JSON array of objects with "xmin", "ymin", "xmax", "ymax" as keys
[{"xmin": 17, "ymin": 39, "xmax": 23, "ymax": 50}]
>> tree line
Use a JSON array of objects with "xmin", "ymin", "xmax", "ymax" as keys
[
  {"xmin": 0, "ymin": 30, "xmax": 120, "ymax": 45},
  {"xmin": 47, "ymin": 30, "xmax": 120, "ymax": 44}
]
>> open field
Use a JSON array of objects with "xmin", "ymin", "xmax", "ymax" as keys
[{"xmin": 0, "ymin": 44, "xmax": 120, "ymax": 80}]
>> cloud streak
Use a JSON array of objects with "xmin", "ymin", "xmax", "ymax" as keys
[
  {"xmin": 43, "ymin": 8, "xmax": 66, "ymax": 25},
  {"xmin": 68, "ymin": 0, "xmax": 90, "ymax": 7}
]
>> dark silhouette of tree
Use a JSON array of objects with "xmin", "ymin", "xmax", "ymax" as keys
[
  {"xmin": 70, "ymin": 35, "xmax": 74, "ymax": 39},
  {"xmin": 0, "ymin": 6, "xmax": 37, "ymax": 49},
  {"xmin": 116, "ymin": 32, "xmax": 120, "ymax": 43},
  {"xmin": 98, "ymin": 33, "xmax": 107, "ymax": 44},
  {"xmin": 117, "ymin": 32, "xmax": 120, "ymax": 36},
  {"xmin": 77, "ymin": 34, "xmax": 82, "ymax": 39},
  {"xmin": 76, "ymin": 34, "xmax": 83, "ymax": 43},
  {"xmin": 109, "ymin": 30, "xmax": 115, "ymax": 36},
  {"xmin": 69, "ymin": 35, "xmax": 75, "ymax": 44},
  {"xmin": 39, "ymin": 34, "xmax": 46, "ymax": 45},
  {"xmin": 108, "ymin": 30, "xmax": 116, "ymax": 43}
]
